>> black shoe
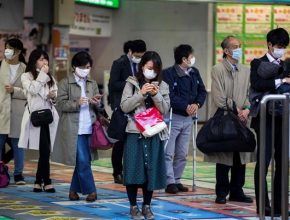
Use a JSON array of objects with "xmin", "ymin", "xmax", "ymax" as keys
[
  {"xmin": 113, "ymin": 174, "xmax": 123, "ymax": 184},
  {"xmin": 176, "ymin": 183, "xmax": 188, "ymax": 192},
  {"xmin": 14, "ymin": 174, "xmax": 26, "ymax": 185},
  {"xmin": 215, "ymin": 196, "xmax": 226, "ymax": 204},
  {"xmin": 43, "ymin": 184, "xmax": 56, "ymax": 193},
  {"xmin": 165, "ymin": 184, "xmax": 179, "ymax": 194},
  {"xmin": 33, "ymin": 183, "xmax": 42, "ymax": 193},
  {"xmin": 229, "ymin": 194, "xmax": 253, "ymax": 203}
]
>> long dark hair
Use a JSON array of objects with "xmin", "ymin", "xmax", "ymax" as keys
[
  {"xmin": 25, "ymin": 49, "xmax": 54, "ymax": 88},
  {"xmin": 5, "ymin": 38, "xmax": 26, "ymax": 64},
  {"xmin": 136, "ymin": 51, "xmax": 163, "ymax": 84}
]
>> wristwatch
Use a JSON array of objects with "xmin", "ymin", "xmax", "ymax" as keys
[{"xmin": 282, "ymin": 78, "xmax": 287, "ymax": 84}]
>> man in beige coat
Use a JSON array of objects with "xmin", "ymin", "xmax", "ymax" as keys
[
  {"xmin": 205, "ymin": 36, "xmax": 255, "ymax": 204},
  {"xmin": 0, "ymin": 38, "xmax": 27, "ymax": 185}
]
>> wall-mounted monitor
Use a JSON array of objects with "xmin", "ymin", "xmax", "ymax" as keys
[{"xmin": 75, "ymin": 0, "xmax": 119, "ymax": 9}]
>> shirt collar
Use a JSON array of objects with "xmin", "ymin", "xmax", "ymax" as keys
[
  {"xmin": 174, "ymin": 64, "xmax": 191, "ymax": 77},
  {"xmin": 266, "ymin": 52, "xmax": 280, "ymax": 64},
  {"xmin": 226, "ymin": 58, "xmax": 239, "ymax": 71}
]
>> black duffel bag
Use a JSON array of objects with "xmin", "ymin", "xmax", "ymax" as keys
[
  {"xmin": 107, "ymin": 107, "xmax": 128, "ymax": 142},
  {"xmin": 30, "ymin": 109, "xmax": 53, "ymax": 127},
  {"xmin": 196, "ymin": 107, "xmax": 256, "ymax": 154}
]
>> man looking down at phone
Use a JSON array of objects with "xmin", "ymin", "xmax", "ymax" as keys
[
  {"xmin": 52, "ymin": 51, "xmax": 101, "ymax": 202},
  {"xmin": 108, "ymin": 40, "xmax": 147, "ymax": 184},
  {"xmin": 163, "ymin": 44, "xmax": 207, "ymax": 194}
]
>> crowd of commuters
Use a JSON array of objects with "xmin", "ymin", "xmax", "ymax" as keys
[{"xmin": 0, "ymin": 26, "xmax": 289, "ymax": 219}]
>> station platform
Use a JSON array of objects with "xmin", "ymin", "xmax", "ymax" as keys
[{"xmin": 0, "ymin": 160, "xmax": 268, "ymax": 220}]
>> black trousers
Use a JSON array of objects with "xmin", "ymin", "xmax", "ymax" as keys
[
  {"xmin": 215, "ymin": 152, "xmax": 245, "ymax": 198},
  {"xmin": 111, "ymin": 141, "xmax": 124, "ymax": 176},
  {"xmin": 253, "ymin": 116, "xmax": 282, "ymax": 213},
  {"xmin": 35, "ymin": 125, "xmax": 51, "ymax": 185},
  {"xmin": 126, "ymin": 183, "xmax": 153, "ymax": 206}
]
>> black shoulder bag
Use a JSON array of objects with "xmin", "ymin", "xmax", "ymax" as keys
[{"xmin": 196, "ymin": 102, "xmax": 256, "ymax": 154}]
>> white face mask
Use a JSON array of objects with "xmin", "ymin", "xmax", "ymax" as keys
[
  {"xmin": 76, "ymin": 67, "xmax": 90, "ymax": 78},
  {"xmin": 4, "ymin": 49, "xmax": 14, "ymax": 60},
  {"xmin": 132, "ymin": 56, "xmax": 141, "ymax": 64},
  {"xmin": 188, "ymin": 57, "xmax": 196, "ymax": 67},
  {"xmin": 143, "ymin": 69, "xmax": 157, "ymax": 80},
  {"xmin": 272, "ymin": 48, "xmax": 285, "ymax": 59}
]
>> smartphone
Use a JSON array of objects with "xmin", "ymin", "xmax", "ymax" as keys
[
  {"xmin": 151, "ymin": 81, "xmax": 159, "ymax": 86},
  {"xmin": 93, "ymin": 94, "xmax": 103, "ymax": 99}
]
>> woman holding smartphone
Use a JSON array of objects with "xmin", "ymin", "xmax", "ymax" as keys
[
  {"xmin": 52, "ymin": 51, "xmax": 101, "ymax": 202},
  {"xmin": 120, "ymin": 51, "xmax": 170, "ymax": 219},
  {"xmin": 19, "ymin": 49, "xmax": 59, "ymax": 192}
]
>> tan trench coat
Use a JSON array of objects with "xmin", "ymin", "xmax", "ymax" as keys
[
  {"xmin": 0, "ymin": 60, "xmax": 26, "ymax": 137},
  {"xmin": 18, "ymin": 71, "xmax": 59, "ymax": 151},
  {"xmin": 51, "ymin": 74, "xmax": 99, "ymax": 166},
  {"xmin": 204, "ymin": 59, "xmax": 256, "ymax": 166}
]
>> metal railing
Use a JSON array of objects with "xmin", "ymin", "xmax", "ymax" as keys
[{"xmin": 259, "ymin": 94, "xmax": 289, "ymax": 219}]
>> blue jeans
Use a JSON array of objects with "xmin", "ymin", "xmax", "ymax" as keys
[
  {"xmin": 0, "ymin": 134, "xmax": 24, "ymax": 176},
  {"xmin": 70, "ymin": 135, "xmax": 96, "ymax": 195}
]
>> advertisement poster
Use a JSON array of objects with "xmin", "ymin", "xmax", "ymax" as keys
[
  {"xmin": 245, "ymin": 5, "xmax": 272, "ymax": 37},
  {"xmin": 70, "ymin": 4, "xmax": 112, "ymax": 37},
  {"xmin": 273, "ymin": 6, "xmax": 290, "ymax": 33},
  {"xmin": 216, "ymin": 4, "xmax": 243, "ymax": 34},
  {"xmin": 215, "ymin": 4, "xmax": 290, "ymax": 65},
  {"xmin": 244, "ymin": 47, "xmax": 268, "ymax": 65}
]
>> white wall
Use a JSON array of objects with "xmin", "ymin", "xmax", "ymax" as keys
[{"xmin": 87, "ymin": 0, "xmax": 213, "ymax": 120}]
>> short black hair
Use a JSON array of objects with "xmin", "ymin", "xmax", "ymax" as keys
[
  {"xmin": 131, "ymin": 39, "xmax": 146, "ymax": 53},
  {"xmin": 71, "ymin": 51, "xmax": 93, "ymax": 68},
  {"xmin": 123, "ymin": 40, "xmax": 133, "ymax": 54},
  {"xmin": 174, "ymin": 44, "xmax": 193, "ymax": 64},
  {"xmin": 267, "ymin": 28, "xmax": 289, "ymax": 47}
]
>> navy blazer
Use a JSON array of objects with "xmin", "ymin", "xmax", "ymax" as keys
[
  {"xmin": 163, "ymin": 65, "xmax": 207, "ymax": 116},
  {"xmin": 109, "ymin": 55, "xmax": 133, "ymax": 109}
]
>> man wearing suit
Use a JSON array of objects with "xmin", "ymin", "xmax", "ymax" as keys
[
  {"xmin": 250, "ymin": 27, "xmax": 290, "ymax": 216},
  {"xmin": 109, "ymin": 39, "xmax": 146, "ymax": 184}
]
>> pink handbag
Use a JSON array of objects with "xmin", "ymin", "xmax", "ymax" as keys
[
  {"xmin": 134, "ymin": 107, "xmax": 167, "ymax": 137},
  {"xmin": 90, "ymin": 119, "xmax": 113, "ymax": 150},
  {"xmin": 0, "ymin": 161, "xmax": 10, "ymax": 188}
]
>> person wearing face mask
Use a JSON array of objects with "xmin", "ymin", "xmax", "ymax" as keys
[
  {"xmin": 52, "ymin": 51, "xmax": 101, "ymax": 202},
  {"xmin": 120, "ymin": 51, "xmax": 170, "ymax": 220},
  {"xmin": 19, "ymin": 49, "xmax": 59, "ymax": 192},
  {"xmin": 163, "ymin": 44, "xmax": 207, "ymax": 194},
  {"xmin": 0, "ymin": 38, "xmax": 27, "ymax": 185},
  {"xmin": 205, "ymin": 36, "xmax": 255, "ymax": 205},
  {"xmin": 250, "ymin": 28, "xmax": 290, "ymax": 216},
  {"xmin": 108, "ymin": 39, "xmax": 146, "ymax": 185}
]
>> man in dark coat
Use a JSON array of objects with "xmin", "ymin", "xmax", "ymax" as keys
[
  {"xmin": 108, "ymin": 39, "xmax": 146, "ymax": 184},
  {"xmin": 250, "ymin": 27, "xmax": 290, "ymax": 216}
]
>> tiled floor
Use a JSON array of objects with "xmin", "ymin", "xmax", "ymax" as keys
[{"xmin": 0, "ymin": 161, "xmax": 268, "ymax": 219}]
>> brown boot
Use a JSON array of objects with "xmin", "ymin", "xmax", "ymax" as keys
[
  {"xmin": 142, "ymin": 204, "xmax": 154, "ymax": 219},
  {"xmin": 86, "ymin": 192, "xmax": 97, "ymax": 202},
  {"xmin": 130, "ymin": 206, "xmax": 144, "ymax": 220},
  {"xmin": 69, "ymin": 191, "xmax": 79, "ymax": 201}
]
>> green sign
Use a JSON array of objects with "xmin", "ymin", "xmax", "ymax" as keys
[
  {"xmin": 214, "ymin": 3, "xmax": 290, "ymax": 65},
  {"xmin": 75, "ymin": 0, "xmax": 120, "ymax": 9}
]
